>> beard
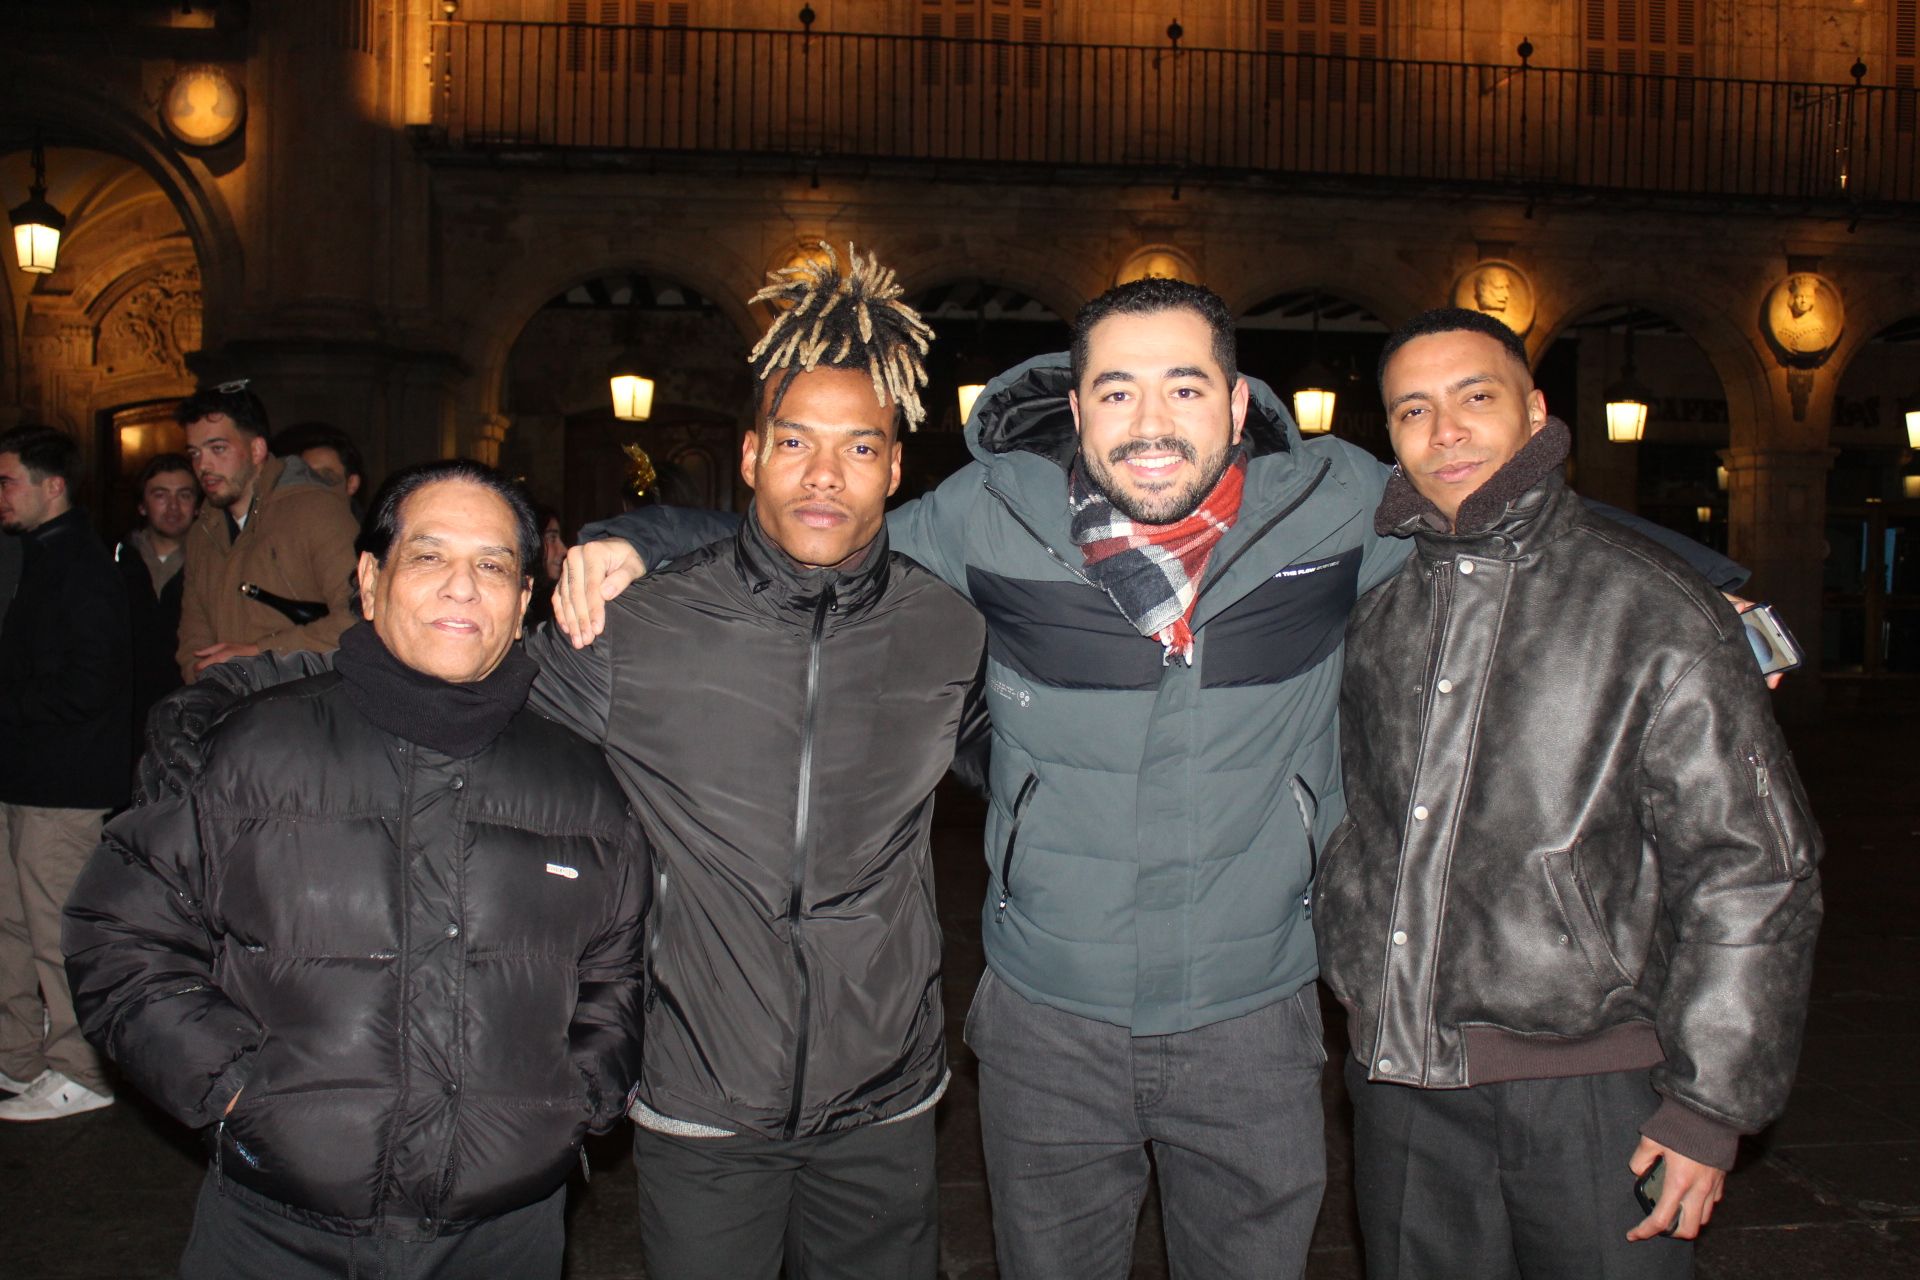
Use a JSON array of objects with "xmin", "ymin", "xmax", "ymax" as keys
[{"xmin": 1081, "ymin": 435, "xmax": 1237, "ymax": 525}]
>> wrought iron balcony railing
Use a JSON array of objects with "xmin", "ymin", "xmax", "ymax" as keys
[{"xmin": 426, "ymin": 20, "xmax": 1920, "ymax": 208}]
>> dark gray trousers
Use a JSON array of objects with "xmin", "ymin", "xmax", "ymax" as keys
[
  {"xmin": 632, "ymin": 1110, "xmax": 939, "ymax": 1280},
  {"xmin": 1347, "ymin": 1056, "xmax": 1695, "ymax": 1280},
  {"xmin": 968, "ymin": 969, "xmax": 1328, "ymax": 1280},
  {"xmin": 177, "ymin": 1172, "xmax": 565, "ymax": 1280}
]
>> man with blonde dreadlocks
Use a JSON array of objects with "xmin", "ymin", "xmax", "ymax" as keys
[
  {"xmin": 519, "ymin": 244, "xmax": 984, "ymax": 1279},
  {"xmin": 140, "ymin": 246, "xmax": 986, "ymax": 1280}
]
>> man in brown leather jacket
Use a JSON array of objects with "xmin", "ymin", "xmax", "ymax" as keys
[{"xmin": 1317, "ymin": 308, "xmax": 1822, "ymax": 1279}]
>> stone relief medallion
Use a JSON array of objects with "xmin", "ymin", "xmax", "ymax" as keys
[
  {"xmin": 1452, "ymin": 261, "xmax": 1534, "ymax": 336},
  {"xmin": 99, "ymin": 266, "xmax": 203, "ymax": 379},
  {"xmin": 1763, "ymin": 273, "xmax": 1844, "ymax": 367},
  {"xmin": 161, "ymin": 66, "xmax": 246, "ymax": 148},
  {"xmin": 1115, "ymin": 245, "xmax": 1199, "ymax": 286}
]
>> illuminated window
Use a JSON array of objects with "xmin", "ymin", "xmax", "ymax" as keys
[
  {"xmin": 1584, "ymin": 0, "xmax": 1698, "ymax": 119},
  {"xmin": 1261, "ymin": 0, "xmax": 1382, "ymax": 104},
  {"xmin": 920, "ymin": 0, "xmax": 1048, "ymax": 89},
  {"xmin": 564, "ymin": 1, "xmax": 690, "ymax": 76},
  {"xmin": 1895, "ymin": 0, "xmax": 1916, "ymax": 133}
]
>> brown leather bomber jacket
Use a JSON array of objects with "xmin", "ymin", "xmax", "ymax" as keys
[{"xmin": 1316, "ymin": 466, "xmax": 1822, "ymax": 1171}]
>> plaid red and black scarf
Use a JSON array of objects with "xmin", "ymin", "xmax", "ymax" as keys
[{"xmin": 1069, "ymin": 446, "xmax": 1249, "ymax": 666}]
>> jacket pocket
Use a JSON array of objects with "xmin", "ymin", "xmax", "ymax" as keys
[
  {"xmin": 994, "ymin": 774, "xmax": 1039, "ymax": 916},
  {"xmin": 1540, "ymin": 841, "xmax": 1636, "ymax": 992},
  {"xmin": 1746, "ymin": 745, "xmax": 1819, "ymax": 881}
]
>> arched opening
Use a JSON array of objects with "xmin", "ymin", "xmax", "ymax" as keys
[
  {"xmin": 1236, "ymin": 291, "xmax": 1392, "ymax": 462},
  {"xmin": 498, "ymin": 270, "xmax": 752, "ymax": 539},
  {"xmin": 1535, "ymin": 306, "xmax": 1730, "ymax": 549},
  {"xmin": 1, "ymin": 144, "xmax": 204, "ymax": 544},
  {"xmin": 905, "ymin": 280, "xmax": 1069, "ymax": 502},
  {"xmin": 1822, "ymin": 316, "xmax": 1920, "ymax": 683}
]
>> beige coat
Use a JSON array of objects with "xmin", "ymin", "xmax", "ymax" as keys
[{"xmin": 176, "ymin": 455, "xmax": 358, "ymax": 681}]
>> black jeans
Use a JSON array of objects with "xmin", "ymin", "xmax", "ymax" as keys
[
  {"xmin": 632, "ymin": 1110, "xmax": 938, "ymax": 1280},
  {"xmin": 968, "ymin": 969, "xmax": 1328, "ymax": 1280},
  {"xmin": 1348, "ymin": 1057, "xmax": 1694, "ymax": 1280},
  {"xmin": 177, "ymin": 1173, "xmax": 566, "ymax": 1280}
]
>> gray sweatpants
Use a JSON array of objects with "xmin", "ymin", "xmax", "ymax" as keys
[{"xmin": 968, "ymin": 968, "xmax": 1328, "ymax": 1280}]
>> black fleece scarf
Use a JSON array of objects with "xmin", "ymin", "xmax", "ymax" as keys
[
  {"xmin": 332, "ymin": 621, "xmax": 537, "ymax": 759},
  {"xmin": 1374, "ymin": 417, "xmax": 1573, "ymax": 537}
]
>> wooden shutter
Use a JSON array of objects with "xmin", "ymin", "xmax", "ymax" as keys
[
  {"xmin": 1896, "ymin": 0, "xmax": 1917, "ymax": 133},
  {"xmin": 1262, "ymin": 0, "xmax": 1384, "ymax": 103},
  {"xmin": 1585, "ymin": 0, "xmax": 1698, "ymax": 118}
]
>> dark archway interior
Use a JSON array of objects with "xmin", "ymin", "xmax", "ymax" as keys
[{"xmin": 1237, "ymin": 291, "xmax": 1392, "ymax": 462}]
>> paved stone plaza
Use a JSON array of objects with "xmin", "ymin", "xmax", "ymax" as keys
[{"xmin": 1, "ymin": 710, "xmax": 1914, "ymax": 1279}]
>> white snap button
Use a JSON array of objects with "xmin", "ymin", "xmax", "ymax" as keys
[
  {"xmin": 1392, "ymin": 930, "xmax": 1408, "ymax": 946},
  {"xmin": 1436, "ymin": 679, "xmax": 1453, "ymax": 694},
  {"xmin": 1378, "ymin": 1058, "xmax": 1394, "ymax": 1072},
  {"xmin": 1459, "ymin": 561, "xmax": 1475, "ymax": 575},
  {"xmin": 1413, "ymin": 805, "xmax": 1430, "ymax": 821}
]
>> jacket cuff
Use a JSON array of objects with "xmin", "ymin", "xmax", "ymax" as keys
[{"xmin": 1641, "ymin": 1096, "xmax": 1740, "ymax": 1171}]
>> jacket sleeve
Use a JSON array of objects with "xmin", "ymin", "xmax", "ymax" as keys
[
  {"xmin": 136, "ymin": 651, "xmax": 333, "ymax": 805},
  {"xmin": 0, "ymin": 556, "xmax": 128, "ymax": 727},
  {"xmin": 882, "ymin": 462, "xmax": 988, "ymax": 597},
  {"xmin": 1344, "ymin": 451, "xmax": 1414, "ymax": 596},
  {"xmin": 260, "ymin": 492, "xmax": 359, "ymax": 654},
  {"xmin": 1585, "ymin": 500, "xmax": 1750, "ymax": 591},
  {"xmin": 523, "ymin": 621, "xmax": 615, "ymax": 743},
  {"xmin": 1637, "ymin": 628, "xmax": 1822, "ymax": 1168},
  {"xmin": 62, "ymin": 786, "xmax": 265, "ymax": 1130},
  {"xmin": 580, "ymin": 506, "xmax": 741, "ymax": 570},
  {"xmin": 570, "ymin": 812, "xmax": 650, "ymax": 1133}
]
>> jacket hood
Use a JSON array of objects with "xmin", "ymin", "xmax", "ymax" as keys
[{"xmin": 964, "ymin": 351, "xmax": 1298, "ymax": 470}]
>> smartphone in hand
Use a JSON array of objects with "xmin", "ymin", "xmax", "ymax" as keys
[{"xmin": 1633, "ymin": 1157, "xmax": 1682, "ymax": 1238}]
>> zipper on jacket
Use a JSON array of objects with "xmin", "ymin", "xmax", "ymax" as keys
[
  {"xmin": 984, "ymin": 485, "xmax": 1093, "ymax": 584},
  {"xmin": 996, "ymin": 774, "xmax": 1040, "ymax": 914},
  {"xmin": 1747, "ymin": 748, "xmax": 1792, "ymax": 877},
  {"xmin": 782, "ymin": 589, "xmax": 834, "ymax": 1140}
]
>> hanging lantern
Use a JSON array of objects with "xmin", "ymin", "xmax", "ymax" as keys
[
  {"xmin": 608, "ymin": 347, "xmax": 654, "ymax": 422},
  {"xmin": 1904, "ymin": 390, "xmax": 1920, "ymax": 450},
  {"xmin": 9, "ymin": 142, "xmax": 66, "ymax": 275},
  {"xmin": 1290, "ymin": 358, "xmax": 1338, "ymax": 436},
  {"xmin": 1603, "ymin": 329, "xmax": 1653, "ymax": 444},
  {"xmin": 957, "ymin": 384, "xmax": 986, "ymax": 424}
]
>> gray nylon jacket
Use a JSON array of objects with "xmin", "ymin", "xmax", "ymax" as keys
[{"xmin": 1317, "ymin": 466, "xmax": 1821, "ymax": 1168}]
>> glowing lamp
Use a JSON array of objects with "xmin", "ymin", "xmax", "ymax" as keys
[
  {"xmin": 610, "ymin": 373, "xmax": 655, "ymax": 422},
  {"xmin": 958, "ymin": 384, "xmax": 986, "ymax": 424},
  {"xmin": 9, "ymin": 143, "xmax": 64, "ymax": 275}
]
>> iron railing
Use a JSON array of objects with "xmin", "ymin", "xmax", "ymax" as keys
[{"xmin": 426, "ymin": 21, "xmax": 1920, "ymax": 207}]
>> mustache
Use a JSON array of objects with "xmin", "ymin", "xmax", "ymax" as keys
[{"xmin": 1106, "ymin": 437, "xmax": 1197, "ymax": 466}]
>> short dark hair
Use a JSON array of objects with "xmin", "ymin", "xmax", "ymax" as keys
[
  {"xmin": 1070, "ymin": 278, "xmax": 1239, "ymax": 390},
  {"xmin": 176, "ymin": 383, "xmax": 271, "ymax": 438},
  {"xmin": 0, "ymin": 425, "xmax": 81, "ymax": 491},
  {"xmin": 271, "ymin": 422, "xmax": 365, "ymax": 483},
  {"xmin": 1377, "ymin": 307, "xmax": 1532, "ymax": 395},
  {"xmin": 357, "ymin": 459, "xmax": 540, "ymax": 582},
  {"xmin": 137, "ymin": 452, "xmax": 195, "ymax": 490}
]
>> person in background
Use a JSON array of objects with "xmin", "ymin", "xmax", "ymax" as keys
[
  {"xmin": 175, "ymin": 382, "xmax": 358, "ymax": 682},
  {"xmin": 523, "ymin": 506, "xmax": 566, "ymax": 630},
  {"xmin": 0, "ymin": 425, "xmax": 127, "ymax": 1123},
  {"xmin": 114, "ymin": 453, "xmax": 199, "ymax": 761},
  {"xmin": 271, "ymin": 421, "xmax": 368, "ymax": 517}
]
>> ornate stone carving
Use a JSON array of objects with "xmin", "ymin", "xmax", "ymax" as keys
[
  {"xmin": 1451, "ymin": 261, "xmax": 1534, "ymax": 335},
  {"xmin": 98, "ymin": 266, "xmax": 204, "ymax": 379},
  {"xmin": 1763, "ymin": 273, "xmax": 1844, "ymax": 367}
]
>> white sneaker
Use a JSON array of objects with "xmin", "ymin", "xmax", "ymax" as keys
[
  {"xmin": 0, "ymin": 1070, "xmax": 113, "ymax": 1121},
  {"xmin": 0, "ymin": 1067, "xmax": 44, "ymax": 1094}
]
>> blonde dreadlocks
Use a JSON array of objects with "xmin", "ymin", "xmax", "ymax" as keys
[{"xmin": 747, "ymin": 243, "xmax": 934, "ymax": 429}]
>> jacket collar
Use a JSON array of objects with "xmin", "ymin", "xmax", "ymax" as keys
[
  {"xmin": 24, "ymin": 506, "xmax": 88, "ymax": 547},
  {"xmin": 732, "ymin": 502, "xmax": 891, "ymax": 618},
  {"xmin": 1377, "ymin": 419, "xmax": 1581, "ymax": 562}
]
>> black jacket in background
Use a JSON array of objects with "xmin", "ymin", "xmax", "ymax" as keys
[
  {"xmin": 526, "ymin": 510, "xmax": 987, "ymax": 1140},
  {"xmin": 65, "ymin": 670, "xmax": 648, "ymax": 1237},
  {"xmin": 115, "ymin": 536, "xmax": 185, "ymax": 767},
  {"xmin": 0, "ymin": 508, "xmax": 130, "ymax": 810}
]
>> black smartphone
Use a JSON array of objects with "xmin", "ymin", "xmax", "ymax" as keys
[
  {"xmin": 1633, "ymin": 1158, "xmax": 1682, "ymax": 1237},
  {"xmin": 1740, "ymin": 603, "xmax": 1803, "ymax": 677}
]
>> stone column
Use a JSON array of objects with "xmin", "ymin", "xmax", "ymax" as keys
[{"xmin": 1720, "ymin": 445, "xmax": 1836, "ymax": 718}]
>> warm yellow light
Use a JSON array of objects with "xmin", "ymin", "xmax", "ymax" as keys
[
  {"xmin": 1906, "ymin": 404, "xmax": 1920, "ymax": 450},
  {"xmin": 610, "ymin": 374, "xmax": 655, "ymax": 421},
  {"xmin": 958, "ymin": 384, "xmax": 986, "ymax": 423},
  {"xmin": 11, "ymin": 218, "xmax": 59, "ymax": 274},
  {"xmin": 1716, "ymin": 465, "xmax": 1728, "ymax": 491},
  {"xmin": 1695, "ymin": 505, "xmax": 1713, "ymax": 524},
  {"xmin": 1905, "ymin": 475, "xmax": 1920, "ymax": 500},
  {"xmin": 119, "ymin": 424, "xmax": 145, "ymax": 455},
  {"xmin": 1292, "ymin": 386, "xmax": 1336, "ymax": 435},
  {"xmin": 1605, "ymin": 398, "xmax": 1648, "ymax": 443}
]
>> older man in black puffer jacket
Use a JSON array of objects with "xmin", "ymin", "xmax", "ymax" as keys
[{"xmin": 64, "ymin": 460, "xmax": 647, "ymax": 1280}]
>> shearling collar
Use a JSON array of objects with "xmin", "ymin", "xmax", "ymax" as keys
[{"xmin": 1375, "ymin": 417, "xmax": 1572, "ymax": 542}]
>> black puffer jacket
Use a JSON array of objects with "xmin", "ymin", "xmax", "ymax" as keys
[
  {"xmin": 65, "ymin": 670, "xmax": 647, "ymax": 1237},
  {"xmin": 525, "ymin": 510, "xmax": 986, "ymax": 1139},
  {"xmin": 1317, "ymin": 453, "xmax": 1821, "ymax": 1170}
]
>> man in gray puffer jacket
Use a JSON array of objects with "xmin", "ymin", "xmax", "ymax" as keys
[{"xmin": 1319, "ymin": 307, "xmax": 1821, "ymax": 1279}]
